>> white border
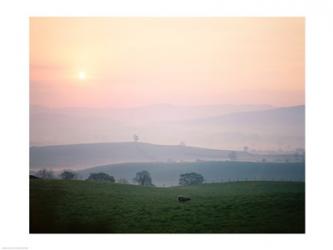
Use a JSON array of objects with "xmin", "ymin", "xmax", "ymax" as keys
[{"xmin": 1, "ymin": 0, "xmax": 333, "ymax": 249}]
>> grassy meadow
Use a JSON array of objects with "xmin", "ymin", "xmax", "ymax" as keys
[{"xmin": 30, "ymin": 179, "xmax": 304, "ymax": 233}]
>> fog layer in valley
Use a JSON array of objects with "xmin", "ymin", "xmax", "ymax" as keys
[{"xmin": 30, "ymin": 104, "xmax": 304, "ymax": 151}]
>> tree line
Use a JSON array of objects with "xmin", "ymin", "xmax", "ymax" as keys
[{"xmin": 30, "ymin": 169, "xmax": 204, "ymax": 186}]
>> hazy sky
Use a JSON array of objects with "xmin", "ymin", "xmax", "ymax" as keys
[{"xmin": 30, "ymin": 17, "xmax": 304, "ymax": 108}]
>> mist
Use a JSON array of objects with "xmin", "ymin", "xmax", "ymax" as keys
[{"xmin": 30, "ymin": 103, "xmax": 304, "ymax": 151}]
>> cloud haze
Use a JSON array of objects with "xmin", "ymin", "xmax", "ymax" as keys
[{"xmin": 30, "ymin": 17, "xmax": 304, "ymax": 108}]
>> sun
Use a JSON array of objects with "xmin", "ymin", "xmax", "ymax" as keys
[{"xmin": 78, "ymin": 71, "xmax": 86, "ymax": 80}]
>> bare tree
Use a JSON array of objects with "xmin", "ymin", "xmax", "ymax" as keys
[{"xmin": 133, "ymin": 134, "xmax": 139, "ymax": 143}]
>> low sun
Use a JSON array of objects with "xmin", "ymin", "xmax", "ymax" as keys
[{"xmin": 78, "ymin": 71, "xmax": 86, "ymax": 80}]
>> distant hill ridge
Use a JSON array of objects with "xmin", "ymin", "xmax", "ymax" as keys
[
  {"xmin": 30, "ymin": 142, "xmax": 251, "ymax": 170},
  {"xmin": 30, "ymin": 141, "xmax": 303, "ymax": 171},
  {"xmin": 184, "ymin": 105, "xmax": 304, "ymax": 127},
  {"xmin": 30, "ymin": 104, "xmax": 304, "ymax": 149}
]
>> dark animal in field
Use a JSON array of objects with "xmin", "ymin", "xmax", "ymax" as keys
[
  {"xmin": 177, "ymin": 195, "xmax": 191, "ymax": 202},
  {"xmin": 30, "ymin": 175, "xmax": 39, "ymax": 179}
]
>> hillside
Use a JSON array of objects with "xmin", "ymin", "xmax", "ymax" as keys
[
  {"xmin": 178, "ymin": 105, "xmax": 305, "ymax": 149},
  {"xmin": 77, "ymin": 161, "xmax": 305, "ymax": 187},
  {"xmin": 30, "ymin": 142, "xmax": 252, "ymax": 170},
  {"xmin": 188, "ymin": 105, "xmax": 304, "ymax": 129},
  {"xmin": 30, "ymin": 141, "xmax": 304, "ymax": 170},
  {"xmin": 30, "ymin": 179, "xmax": 305, "ymax": 233},
  {"xmin": 29, "ymin": 104, "xmax": 304, "ymax": 150}
]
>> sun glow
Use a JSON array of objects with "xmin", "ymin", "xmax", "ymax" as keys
[
  {"xmin": 31, "ymin": 18, "xmax": 304, "ymax": 107},
  {"xmin": 78, "ymin": 71, "xmax": 86, "ymax": 80}
]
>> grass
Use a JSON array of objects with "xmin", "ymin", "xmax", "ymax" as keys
[{"xmin": 30, "ymin": 180, "xmax": 305, "ymax": 233}]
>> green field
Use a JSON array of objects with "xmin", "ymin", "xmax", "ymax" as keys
[{"xmin": 30, "ymin": 180, "xmax": 305, "ymax": 233}]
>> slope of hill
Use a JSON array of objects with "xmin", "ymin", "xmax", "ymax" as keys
[
  {"xmin": 30, "ymin": 103, "xmax": 274, "ymax": 147},
  {"xmin": 30, "ymin": 105, "xmax": 304, "ymax": 150},
  {"xmin": 30, "ymin": 179, "xmax": 305, "ymax": 233},
  {"xmin": 30, "ymin": 142, "xmax": 251, "ymax": 170},
  {"xmin": 77, "ymin": 161, "xmax": 305, "ymax": 187},
  {"xmin": 177, "ymin": 105, "xmax": 305, "ymax": 149},
  {"xmin": 187, "ymin": 105, "xmax": 304, "ymax": 132}
]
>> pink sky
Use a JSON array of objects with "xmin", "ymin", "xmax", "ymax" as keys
[{"xmin": 30, "ymin": 17, "xmax": 304, "ymax": 108}]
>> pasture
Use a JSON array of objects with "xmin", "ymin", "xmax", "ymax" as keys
[{"xmin": 30, "ymin": 180, "xmax": 305, "ymax": 233}]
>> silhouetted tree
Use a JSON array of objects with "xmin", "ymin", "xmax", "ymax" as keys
[
  {"xmin": 87, "ymin": 172, "xmax": 115, "ymax": 182},
  {"xmin": 35, "ymin": 169, "xmax": 54, "ymax": 179},
  {"xmin": 133, "ymin": 134, "xmax": 139, "ymax": 143},
  {"xmin": 60, "ymin": 170, "xmax": 76, "ymax": 180},
  {"xmin": 179, "ymin": 172, "xmax": 204, "ymax": 186},
  {"xmin": 133, "ymin": 170, "xmax": 153, "ymax": 186}
]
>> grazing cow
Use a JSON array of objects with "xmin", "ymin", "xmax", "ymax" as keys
[{"xmin": 177, "ymin": 195, "xmax": 191, "ymax": 202}]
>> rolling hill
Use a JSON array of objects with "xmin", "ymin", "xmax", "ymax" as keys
[
  {"xmin": 30, "ymin": 103, "xmax": 278, "ymax": 148},
  {"xmin": 177, "ymin": 105, "xmax": 305, "ymax": 149},
  {"xmin": 76, "ymin": 161, "xmax": 305, "ymax": 187},
  {"xmin": 30, "ymin": 142, "xmax": 252, "ymax": 170},
  {"xmin": 185, "ymin": 105, "xmax": 304, "ymax": 133}
]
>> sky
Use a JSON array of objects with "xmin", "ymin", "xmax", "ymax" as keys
[{"xmin": 30, "ymin": 17, "xmax": 304, "ymax": 108}]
